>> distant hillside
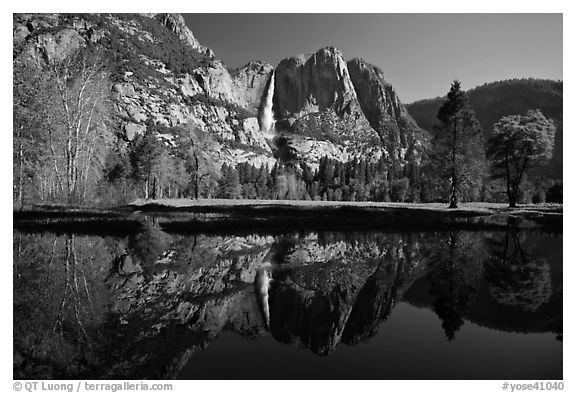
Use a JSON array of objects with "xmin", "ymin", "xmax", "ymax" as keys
[{"xmin": 407, "ymin": 79, "xmax": 563, "ymax": 179}]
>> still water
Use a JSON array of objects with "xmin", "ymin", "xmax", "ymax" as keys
[{"xmin": 13, "ymin": 224, "xmax": 562, "ymax": 379}]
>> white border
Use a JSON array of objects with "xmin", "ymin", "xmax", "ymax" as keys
[{"xmin": 2, "ymin": 2, "xmax": 572, "ymax": 392}]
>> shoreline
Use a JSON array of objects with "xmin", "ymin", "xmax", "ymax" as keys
[{"xmin": 13, "ymin": 200, "xmax": 563, "ymax": 235}]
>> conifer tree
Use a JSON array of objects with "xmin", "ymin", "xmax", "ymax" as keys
[{"xmin": 430, "ymin": 81, "xmax": 486, "ymax": 208}]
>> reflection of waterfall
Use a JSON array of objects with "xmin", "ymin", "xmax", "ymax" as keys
[
  {"xmin": 260, "ymin": 71, "xmax": 275, "ymax": 135},
  {"xmin": 254, "ymin": 268, "xmax": 272, "ymax": 329}
]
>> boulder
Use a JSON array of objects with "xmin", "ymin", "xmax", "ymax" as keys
[
  {"xmin": 13, "ymin": 24, "xmax": 30, "ymax": 44},
  {"xmin": 126, "ymin": 105, "xmax": 147, "ymax": 123},
  {"xmin": 124, "ymin": 122, "xmax": 146, "ymax": 140},
  {"xmin": 113, "ymin": 83, "xmax": 136, "ymax": 97},
  {"xmin": 35, "ymin": 28, "xmax": 85, "ymax": 63}
]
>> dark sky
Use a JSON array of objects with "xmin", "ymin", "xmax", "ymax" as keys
[{"xmin": 182, "ymin": 13, "xmax": 562, "ymax": 103}]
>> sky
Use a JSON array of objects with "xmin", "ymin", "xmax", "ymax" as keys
[{"xmin": 183, "ymin": 14, "xmax": 562, "ymax": 103}]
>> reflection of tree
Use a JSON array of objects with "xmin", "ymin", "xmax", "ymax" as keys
[
  {"xmin": 485, "ymin": 228, "xmax": 552, "ymax": 312},
  {"xmin": 127, "ymin": 220, "xmax": 171, "ymax": 270},
  {"xmin": 14, "ymin": 232, "xmax": 112, "ymax": 378},
  {"xmin": 428, "ymin": 232, "xmax": 485, "ymax": 341},
  {"xmin": 267, "ymin": 236, "xmax": 297, "ymax": 265}
]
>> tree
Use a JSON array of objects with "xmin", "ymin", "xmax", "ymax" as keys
[
  {"xmin": 129, "ymin": 128, "xmax": 163, "ymax": 199},
  {"xmin": 48, "ymin": 49, "xmax": 113, "ymax": 202},
  {"xmin": 487, "ymin": 110, "xmax": 555, "ymax": 207},
  {"xmin": 317, "ymin": 156, "xmax": 335, "ymax": 187},
  {"xmin": 242, "ymin": 183, "xmax": 258, "ymax": 199},
  {"xmin": 430, "ymin": 81, "xmax": 486, "ymax": 208},
  {"xmin": 218, "ymin": 164, "xmax": 242, "ymax": 199},
  {"xmin": 546, "ymin": 181, "xmax": 562, "ymax": 203},
  {"xmin": 13, "ymin": 48, "xmax": 113, "ymax": 204},
  {"xmin": 255, "ymin": 164, "xmax": 270, "ymax": 199},
  {"xmin": 390, "ymin": 178, "xmax": 410, "ymax": 202},
  {"xmin": 13, "ymin": 61, "xmax": 48, "ymax": 205},
  {"xmin": 172, "ymin": 125, "xmax": 215, "ymax": 199}
]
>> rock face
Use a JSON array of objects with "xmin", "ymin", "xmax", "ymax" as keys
[
  {"xmin": 232, "ymin": 61, "xmax": 275, "ymax": 113},
  {"xmin": 270, "ymin": 47, "xmax": 425, "ymax": 166},
  {"xmin": 36, "ymin": 29, "xmax": 85, "ymax": 63},
  {"xmin": 153, "ymin": 13, "xmax": 215, "ymax": 58},
  {"xmin": 347, "ymin": 58, "xmax": 422, "ymax": 150},
  {"xmin": 274, "ymin": 47, "xmax": 359, "ymax": 119},
  {"xmin": 13, "ymin": 13, "xmax": 426, "ymax": 173}
]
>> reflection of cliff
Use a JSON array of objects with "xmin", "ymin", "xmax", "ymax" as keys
[
  {"xmin": 102, "ymin": 231, "xmax": 433, "ymax": 375},
  {"xmin": 264, "ymin": 233, "xmax": 429, "ymax": 355},
  {"xmin": 342, "ymin": 257, "xmax": 408, "ymax": 345},
  {"xmin": 13, "ymin": 227, "xmax": 562, "ymax": 379},
  {"xmin": 268, "ymin": 256, "xmax": 379, "ymax": 355}
]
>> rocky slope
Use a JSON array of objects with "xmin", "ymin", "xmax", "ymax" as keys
[
  {"xmin": 13, "ymin": 13, "xmax": 425, "ymax": 173},
  {"xmin": 13, "ymin": 13, "xmax": 277, "ymax": 171},
  {"xmin": 152, "ymin": 13, "xmax": 215, "ymax": 58}
]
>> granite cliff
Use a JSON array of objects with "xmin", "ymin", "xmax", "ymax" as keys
[{"xmin": 13, "ymin": 13, "xmax": 425, "ymax": 173}]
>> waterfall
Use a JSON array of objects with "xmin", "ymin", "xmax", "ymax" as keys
[{"xmin": 260, "ymin": 71, "xmax": 275, "ymax": 135}]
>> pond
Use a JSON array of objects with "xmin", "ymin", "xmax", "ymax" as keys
[{"xmin": 13, "ymin": 221, "xmax": 562, "ymax": 379}]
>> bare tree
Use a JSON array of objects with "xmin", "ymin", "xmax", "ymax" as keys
[
  {"xmin": 13, "ymin": 61, "xmax": 49, "ymax": 205},
  {"xmin": 47, "ymin": 49, "xmax": 113, "ymax": 203}
]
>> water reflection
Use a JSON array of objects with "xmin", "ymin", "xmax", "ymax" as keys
[{"xmin": 13, "ymin": 224, "xmax": 562, "ymax": 379}]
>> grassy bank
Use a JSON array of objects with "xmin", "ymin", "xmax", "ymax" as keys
[
  {"xmin": 128, "ymin": 199, "xmax": 562, "ymax": 234},
  {"xmin": 13, "ymin": 199, "xmax": 562, "ymax": 235}
]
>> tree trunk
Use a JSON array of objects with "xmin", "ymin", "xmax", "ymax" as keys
[
  {"xmin": 448, "ymin": 178, "xmax": 458, "ymax": 208},
  {"xmin": 193, "ymin": 152, "xmax": 200, "ymax": 200},
  {"xmin": 17, "ymin": 126, "xmax": 24, "ymax": 207},
  {"xmin": 449, "ymin": 120, "xmax": 458, "ymax": 209},
  {"xmin": 504, "ymin": 150, "xmax": 515, "ymax": 207},
  {"xmin": 152, "ymin": 176, "xmax": 157, "ymax": 199}
]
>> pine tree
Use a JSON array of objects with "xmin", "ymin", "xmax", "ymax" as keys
[
  {"xmin": 255, "ymin": 164, "xmax": 269, "ymax": 199},
  {"xmin": 405, "ymin": 142, "xmax": 421, "ymax": 202},
  {"xmin": 218, "ymin": 164, "xmax": 242, "ymax": 199},
  {"xmin": 130, "ymin": 128, "xmax": 163, "ymax": 199},
  {"xmin": 430, "ymin": 81, "xmax": 486, "ymax": 208},
  {"xmin": 242, "ymin": 183, "xmax": 258, "ymax": 199},
  {"xmin": 318, "ymin": 156, "xmax": 334, "ymax": 187},
  {"xmin": 301, "ymin": 162, "xmax": 314, "ymax": 185}
]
